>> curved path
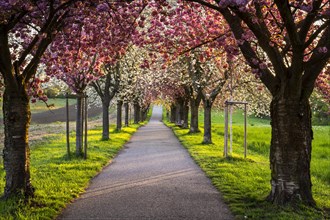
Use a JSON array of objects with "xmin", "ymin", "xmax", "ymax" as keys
[{"xmin": 58, "ymin": 106, "xmax": 233, "ymax": 220}]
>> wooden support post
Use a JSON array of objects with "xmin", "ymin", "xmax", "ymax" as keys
[
  {"xmin": 223, "ymin": 100, "xmax": 248, "ymax": 159},
  {"xmin": 244, "ymin": 104, "xmax": 247, "ymax": 158},
  {"xmin": 66, "ymin": 93, "xmax": 70, "ymax": 158},
  {"xmin": 84, "ymin": 94, "xmax": 88, "ymax": 160},
  {"xmin": 224, "ymin": 103, "xmax": 228, "ymax": 157},
  {"xmin": 229, "ymin": 104, "xmax": 233, "ymax": 155}
]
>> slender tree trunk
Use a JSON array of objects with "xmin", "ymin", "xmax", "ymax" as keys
[
  {"xmin": 141, "ymin": 106, "xmax": 149, "ymax": 121},
  {"xmin": 3, "ymin": 88, "xmax": 34, "ymax": 198},
  {"xmin": 267, "ymin": 97, "xmax": 315, "ymax": 206},
  {"xmin": 175, "ymin": 101, "xmax": 182, "ymax": 125},
  {"xmin": 189, "ymin": 98, "xmax": 201, "ymax": 133},
  {"xmin": 102, "ymin": 101, "xmax": 110, "ymax": 140},
  {"xmin": 170, "ymin": 104, "xmax": 176, "ymax": 123},
  {"xmin": 124, "ymin": 102, "xmax": 129, "ymax": 127},
  {"xmin": 203, "ymin": 99, "xmax": 212, "ymax": 144},
  {"xmin": 76, "ymin": 94, "xmax": 83, "ymax": 156},
  {"xmin": 182, "ymin": 100, "xmax": 189, "ymax": 129},
  {"xmin": 116, "ymin": 100, "xmax": 123, "ymax": 131},
  {"xmin": 134, "ymin": 102, "xmax": 140, "ymax": 124}
]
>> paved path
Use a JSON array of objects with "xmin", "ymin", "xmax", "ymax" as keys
[{"xmin": 58, "ymin": 106, "xmax": 233, "ymax": 220}]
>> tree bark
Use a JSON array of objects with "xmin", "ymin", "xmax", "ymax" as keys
[
  {"xmin": 116, "ymin": 100, "xmax": 123, "ymax": 131},
  {"xmin": 124, "ymin": 102, "xmax": 129, "ymax": 127},
  {"xmin": 189, "ymin": 96, "xmax": 201, "ymax": 133},
  {"xmin": 101, "ymin": 101, "xmax": 110, "ymax": 140},
  {"xmin": 267, "ymin": 97, "xmax": 315, "ymax": 206},
  {"xmin": 175, "ymin": 100, "xmax": 183, "ymax": 125},
  {"xmin": 182, "ymin": 100, "xmax": 189, "ymax": 129},
  {"xmin": 203, "ymin": 99, "xmax": 212, "ymax": 144},
  {"xmin": 3, "ymin": 88, "xmax": 34, "ymax": 198},
  {"xmin": 141, "ymin": 105, "xmax": 149, "ymax": 121},
  {"xmin": 76, "ymin": 94, "xmax": 83, "ymax": 156},
  {"xmin": 170, "ymin": 104, "xmax": 176, "ymax": 123},
  {"xmin": 133, "ymin": 101, "xmax": 140, "ymax": 124}
]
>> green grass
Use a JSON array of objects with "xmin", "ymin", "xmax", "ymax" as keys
[
  {"xmin": 0, "ymin": 98, "xmax": 76, "ymax": 116},
  {"xmin": 0, "ymin": 123, "xmax": 145, "ymax": 220},
  {"xmin": 29, "ymin": 98, "xmax": 76, "ymax": 113},
  {"xmin": 164, "ymin": 110, "xmax": 330, "ymax": 219}
]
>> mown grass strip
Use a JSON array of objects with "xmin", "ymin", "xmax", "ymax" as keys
[
  {"xmin": 164, "ymin": 111, "xmax": 330, "ymax": 220},
  {"xmin": 0, "ymin": 123, "xmax": 145, "ymax": 220}
]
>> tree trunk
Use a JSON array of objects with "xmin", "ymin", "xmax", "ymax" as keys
[
  {"xmin": 141, "ymin": 106, "xmax": 149, "ymax": 121},
  {"xmin": 175, "ymin": 101, "xmax": 182, "ymax": 125},
  {"xmin": 76, "ymin": 94, "xmax": 83, "ymax": 156},
  {"xmin": 189, "ymin": 98, "xmax": 201, "ymax": 133},
  {"xmin": 170, "ymin": 104, "xmax": 176, "ymax": 123},
  {"xmin": 124, "ymin": 102, "xmax": 129, "ymax": 127},
  {"xmin": 133, "ymin": 102, "xmax": 140, "ymax": 124},
  {"xmin": 101, "ymin": 101, "xmax": 110, "ymax": 140},
  {"xmin": 3, "ymin": 88, "xmax": 34, "ymax": 198},
  {"xmin": 182, "ymin": 100, "xmax": 189, "ymax": 129},
  {"xmin": 267, "ymin": 98, "xmax": 315, "ymax": 206},
  {"xmin": 116, "ymin": 100, "xmax": 123, "ymax": 131},
  {"xmin": 203, "ymin": 100, "xmax": 212, "ymax": 144}
]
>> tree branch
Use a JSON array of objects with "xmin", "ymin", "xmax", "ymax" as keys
[
  {"xmin": 274, "ymin": 0, "xmax": 301, "ymax": 47},
  {"xmin": 298, "ymin": 0, "xmax": 323, "ymax": 43},
  {"xmin": 0, "ymin": 26, "xmax": 17, "ymax": 90}
]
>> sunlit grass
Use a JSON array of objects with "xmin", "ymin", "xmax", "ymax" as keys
[
  {"xmin": 0, "ymin": 123, "xmax": 144, "ymax": 220},
  {"xmin": 164, "ymin": 110, "xmax": 330, "ymax": 219},
  {"xmin": 29, "ymin": 98, "xmax": 76, "ymax": 113},
  {"xmin": 0, "ymin": 98, "xmax": 76, "ymax": 118}
]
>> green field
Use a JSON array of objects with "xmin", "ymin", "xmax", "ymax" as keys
[
  {"xmin": 28, "ymin": 98, "xmax": 76, "ymax": 113},
  {"xmin": 165, "ymin": 109, "xmax": 330, "ymax": 219},
  {"xmin": 0, "ymin": 123, "xmax": 145, "ymax": 220},
  {"xmin": 0, "ymin": 98, "xmax": 76, "ymax": 118}
]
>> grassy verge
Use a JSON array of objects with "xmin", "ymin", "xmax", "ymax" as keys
[
  {"xmin": 164, "ymin": 110, "xmax": 330, "ymax": 219},
  {"xmin": 29, "ymin": 98, "xmax": 76, "ymax": 113},
  {"xmin": 0, "ymin": 122, "xmax": 146, "ymax": 220},
  {"xmin": 0, "ymin": 98, "xmax": 76, "ymax": 115}
]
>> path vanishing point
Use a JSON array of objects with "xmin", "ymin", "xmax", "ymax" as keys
[{"xmin": 58, "ymin": 106, "xmax": 234, "ymax": 220}]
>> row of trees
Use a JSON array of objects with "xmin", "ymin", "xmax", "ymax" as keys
[
  {"xmin": 144, "ymin": 0, "xmax": 330, "ymax": 206},
  {"xmin": 0, "ymin": 0, "xmax": 329, "ymax": 209}
]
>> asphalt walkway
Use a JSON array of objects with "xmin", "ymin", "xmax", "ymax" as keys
[{"xmin": 58, "ymin": 106, "xmax": 233, "ymax": 220}]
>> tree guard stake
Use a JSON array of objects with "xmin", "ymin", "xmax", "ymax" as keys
[
  {"xmin": 223, "ymin": 100, "xmax": 248, "ymax": 158},
  {"xmin": 84, "ymin": 93, "xmax": 88, "ymax": 160},
  {"xmin": 66, "ymin": 92, "xmax": 70, "ymax": 158}
]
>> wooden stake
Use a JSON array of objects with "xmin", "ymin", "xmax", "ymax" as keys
[
  {"xmin": 66, "ymin": 93, "xmax": 70, "ymax": 158},
  {"xmin": 224, "ymin": 103, "xmax": 228, "ymax": 157},
  {"xmin": 244, "ymin": 104, "xmax": 247, "ymax": 158},
  {"xmin": 84, "ymin": 94, "xmax": 88, "ymax": 160},
  {"xmin": 229, "ymin": 104, "xmax": 233, "ymax": 155}
]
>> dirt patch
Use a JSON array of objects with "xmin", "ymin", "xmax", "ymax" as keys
[
  {"xmin": 0, "ymin": 105, "xmax": 102, "ymax": 124},
  {"xmin": 31, "ymin": 104, "xmax": 102, "ymax": 124},
  {"xmin": 0, "ymin": 105, "xmax": 107, "ymax": 157}
]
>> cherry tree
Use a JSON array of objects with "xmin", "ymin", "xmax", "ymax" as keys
[
  {"xmin": 183, "ymin": 0, "xmax": 330, "ymax": 206},
  {"xmin": 90, "ymin": 63, "xmax": 120, "ymax": 139},
  {"xmin": 0, "ymin": 0, "xmax": 96, "ymax": 199},
  {"xmin": 0, "ymin": 0, "xmax": 135, "ymax": 199},
  {"xmin": 44, "ymin": 0, "xmax": 145, "ymax": 151},
  {"xmin": 138, "ymin": 1, "xmax": 233, "ymax": 133},
  {"xmin": 44, "ymin": 22, "xmax": 103, "ymax": 155}
]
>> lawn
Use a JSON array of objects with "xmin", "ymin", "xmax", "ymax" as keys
[
  {"xmin": 0, "ymin": 98, "xmax": 76, "ymax": 119},
  {"xmin": 28, "ymin": 98, "xmax": 76, "ymax": 113},
  {"xmin": 164, "ymin": 109, "xmax": 330, "ymax": 219},
  {"xmin": 0, "ymin": 122, "xmax": 146, "ymax": 220}
]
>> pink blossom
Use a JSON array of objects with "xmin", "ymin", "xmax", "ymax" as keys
[
  {"xmin": 259, "ymin": 62, "xmax": 267, "ymax": 70},
  {"xmin": 317, "ymin": 47, "xmax": 328, "ymax": 54}
]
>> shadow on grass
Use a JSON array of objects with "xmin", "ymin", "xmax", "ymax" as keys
[{"xmin": 218, "ymin": 156, "xmax": 255, "ymax": 164}]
